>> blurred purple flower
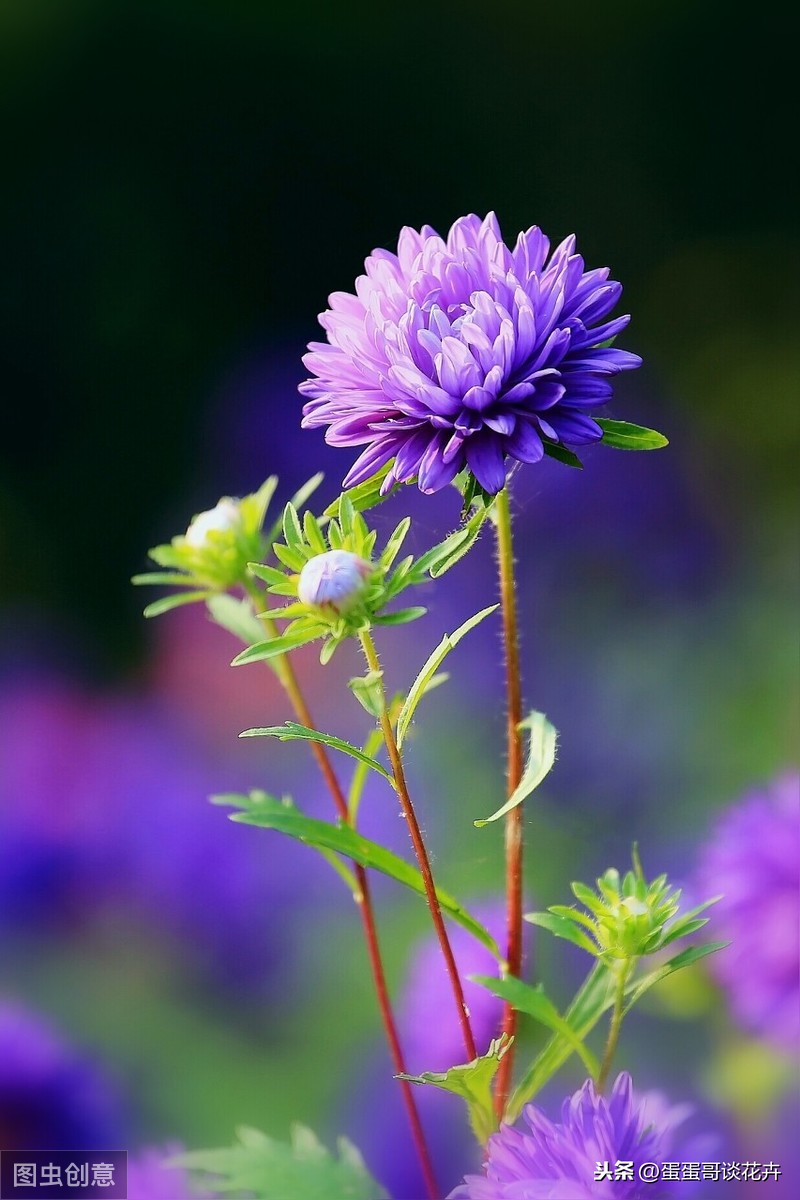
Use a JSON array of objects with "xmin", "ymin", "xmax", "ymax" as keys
[
  {"xmin": 127, "ymin": 1144, "xmax": 216, "ymax": 1200},
  {"xmin": 0, "ymin": 674, "xmax": 311, "ymax": 988},
  {"xmin": 696, "ymin": 770, "xmax": 799, "ymax": 1048},
  {"xmin": 450, "ymin": 1072, "xmax": 699, "ymax": 1199},
  {"xmin": 0, "ymin": 1000, "xmax": 126, "ymax": 1150},
  {"xmin": 301, "ymin": 212, "xmax": 640, "ymax": 494}
]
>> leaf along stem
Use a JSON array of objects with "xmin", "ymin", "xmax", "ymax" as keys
[
  {"xmin": 244, "ymin": 582, "xmax": 440, "ymax": 1199},
  {"xmin": 360, "ymin": 628, "xmax": 478, "ymax": 1065},
  {"xmin": 493, "ymin": 485, "xmax": 526, "ymax": 1117}
]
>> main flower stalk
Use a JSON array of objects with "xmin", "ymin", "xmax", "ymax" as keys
[{"xmin": 493, "ymin": 487, "xmax": 525, "ymax": 1116}]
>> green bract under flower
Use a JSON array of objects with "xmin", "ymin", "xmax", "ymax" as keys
[{"xmin": 526, "ymin": 854, "xmax": 719, "ymax": 963}]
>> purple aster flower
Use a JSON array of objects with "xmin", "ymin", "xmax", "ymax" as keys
[
  {"xmin": 449, "ymin": 1072, "xmax": 698, "ymax": 1199},
  {"xmin": 696, "ymin": 770, "xmax": 800, "ymax": 1049},
  {"xmin": 0, "ymin": 1000, "xmax": 126, "ymax": 1150},
  {"xmin": 301, "ymin": 212, "xmax": 640, "ymax": 494}
]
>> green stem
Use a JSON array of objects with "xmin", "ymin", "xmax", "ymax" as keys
[
  {"xmin": 360, "ymin": 627, "xmax": 478, "ymax": 1063},
  {"xmin": 493, "ymin": 486, "xmax": 525, "ymax": 1116},
  {"xmin": 244, "ymin": 582, "xmax": 440, "ymax": 1199},
  {"xmin": 596, "ymin": 961, "xmax": 633, "ymax": 1093}
]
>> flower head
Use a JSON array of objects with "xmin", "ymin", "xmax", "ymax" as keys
[
  {"xmin": 301, "ymin": 212, "xmax": 641, "ymax": 495},
  {"xmin": 696, "ymin": 770, "xmax": 799, "ymax": 1048},
  {"xmin": 184, "ymin": 497, "xmax": 243, "ymax": 549},
  {"xmin": 449, "ymin": 1072, "xmax": 697, "ymax": 1199}
]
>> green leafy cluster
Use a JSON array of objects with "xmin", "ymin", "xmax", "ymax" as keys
[
  {"xmin": 526, "ymin": 856, "xmax": 719, "ymax": 962},
  {"xmin": 132, "ymin": 474, "xmax": 322, "ymax": 616},
  {"xmin": 175, "ymin": 1123, "xmax": 388, "ymax": 1200},
  {"xmin": 236, "ymin": 487, "xmax": 491, "ymax": 667}
]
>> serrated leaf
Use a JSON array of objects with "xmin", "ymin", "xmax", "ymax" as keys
[
  {"xmin": 474, "ymin": 711, "xmax": 557, "ymax": 827},
  {"xmin": 395, "ymin": 605, "xmax": 498, "ymax": 749},
  {"xmin": 399, "ymin": 1036, "xmax": 511, "ymax": 1144},
  {"xmin": 239, "ymin": 722, "xmax": 393, "ymax": 782},
  {"xmin": 470, "ymin": 976, "xmax": 599, "ymax": 1079},
  {"xmin": 541, "ymin": 440, "xmax": 584, "ymax": 468},
  {"xmin": 226, "ymin": 791, "xmax": 502, "ymax": 958},
  {"xmin": 231, "ymin": 630, "xmax": 321, "ymax": 665},
  {"xmin": 524, "ymin": 911, "xmax": 599, "ymax": 955},
  {"xmin": 175, "ymin": 1122, "xmax": 388, "ymax": 1200},
  {"xmin": 206, "ymin": 594, "xmax": 267, "ymax": 646},
  {"xmin": 143, "ymin": 589, "xmax": 211, "ymax": 617},
  {"xmin": 596, "ymin": 418, "xmax": 669, "ymax": 450}
]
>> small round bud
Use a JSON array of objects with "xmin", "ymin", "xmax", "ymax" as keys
[
  {"xmin": 185, "ymin": 498, "xmax": 242, "ymax": 548},
  {"xmin": 298, "ymin": 549, "xmax": 372, "ymax": 611}
]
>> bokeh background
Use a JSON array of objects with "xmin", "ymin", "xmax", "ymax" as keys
[{"xmin": 1, "ymin": 1, "xmax": 797, "ymax": 1196}]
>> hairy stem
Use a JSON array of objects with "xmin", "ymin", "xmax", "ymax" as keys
[
  {"xmin": 360, "ymin": 628, "xmax": 478, "ymax": 1063},
  {"xmin": 245, "ymin": 583, "xmax": 440, "ymax": 1198},
  {"xmin": 493, "ymin": 486, "xmax": 525, "ymax": 1116},
  {"xmin": 597, "ymin": 961, "xmax": 632, "ymax": 1094}
]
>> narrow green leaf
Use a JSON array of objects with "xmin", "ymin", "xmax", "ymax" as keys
[
  {"xmin": 175, "ymin": 1122, "xmax": 388, "ymax": 1200},
  {"xmin": 372, "ymin": 606, "xmax": 427, "ymax": 626},
  {"xmin": 524, "ymin": 911, "xmax": 599, "ymax": 955},
  {"xmin": 143, "ymin": 590, "xmax": 210, "ymax": 618},
  {"xmin": 239, "ymin": 722, "xmax": 394, "ymax": 783},
  {"xmin": 507, "ymin": 964, "xmax": 617, "ymax": 1120},
  {"xmin": 396, "ymin": 605, "xmax": 498, "ymax": 749},
  {"xmin": 231, "ymin": 630, "xmax": 321, "ymax": 666},
  {"xmin": 248, "ymin": 561, "xmax": 295, "ymax": 590},
  {"xmin": 411, "ymin": 506, "xmax": 489, "ymax": 580},
  {"xmin": 471, "ymin": 976, "xmax": 599, "ymax": 1079},
  {"xmin": 398, "ymin": 1036, "xmax": 511, "ymax": 1145},
  {"xmin": 323, "ymin": 464, "xmax": 399, "ymax": 517},
  {"xmin": 474, "ymin": 712, "xmax": 557, "ymax": 827},
  {"xmin": 541, "ymin": 440, "xmax": 584, "ymax": 468},
  {"xmin": 227, "ymin": 791, "xmax": 502, "ymax": 958},
  {"xmin": 131, "ymin": 571, "xmax": 196, "ymax": 587},
  {"xmin": 380, "ymin": 516, "xmax": 412, "ymax": 569},
  {"xmin": 302, "ymin": 509, "xmax": 328, "ymax": 554},
  {"xmin": 623, "ymin": 941, "xmax": 729, "ymax": 1012},
  {"xmin": 596, "ymin": 418, "xmax": 669, "ymax": 450},
  {"xmin": 273, "ymin": 542, "xmax": 305, "ymax": 571},
  {"xmin": 206, "ymin": 594, "xmax": 267, "ymax": 646}
]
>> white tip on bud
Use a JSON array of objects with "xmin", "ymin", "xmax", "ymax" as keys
[
  {"xmin": 185, "ymin": 498, "xmax": 242, "ymax": 548},
  {"xmin": 298, "ymin": 549, "xmax": 372, "ymax": 611}
]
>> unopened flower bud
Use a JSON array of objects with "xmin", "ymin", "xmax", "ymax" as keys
[
  {"xmin": 185, "ymin": 498, "xmax": 242, "ymax": 548},
  {"xmin": 298, "ymin": 549, "xmax": 371, "ymax": 611}
]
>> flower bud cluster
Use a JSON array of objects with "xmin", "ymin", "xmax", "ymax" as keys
[{"xmin": 527, "ymin": 857, "xmax": 718, "ymax": 965}]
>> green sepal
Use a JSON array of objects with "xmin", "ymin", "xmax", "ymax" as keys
[
  {"xmin": 398, "ymin": 1035, "xmax": 512, "ymax": 1145},
  {"xmin": 371, "ymin": 606, "xmax": 427, "ymax": 626},
  {"xmin": 541, "ymin": 440, "xmax": 584, "ymax": 468},
  {"xmin": 474, "ymin": 711, "xmax": 557, "ymax": 827},
  {"xmin": 174, "ymin": 1123, "xmax": 388, "ymax": 1200},
  {"xmin": 131, "ymin": 571, "xmax": 202, "ymax": 587},
  {"xmin": 396, "ymin": 605, "xmax": 498, "ymax": 749},
  {"xmin": 347, "ymin": 670, "xmax": 385, "ymax": 718},
  {"xmin": 470, "ymin": 975, "xmax": 599, "ymax": 1080},
  {"xmin": 323, "ymin": 464, "xmax": 402, "ymax": 517},
  {"xmin": 524, "ymin": 910, "xmax": 599, "ymax": 955},
  {"xmin": 596, "ymin": 418, "xmax": 669, "ymax": 450},
  {"xmin": 221, "ymin": 791, "xmax": 503, "ymax": 959}
]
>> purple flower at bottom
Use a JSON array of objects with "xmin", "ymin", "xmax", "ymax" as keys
[
  {"xmin": 696, "ymin": 770, "xmax": 799, "ymax": 1049},
  {"xmin": 449, "ymin": 1073, "xmax": 696, "ymax": 1199},
  {"xmin": 301, "ymin": 212, "xmax": 641, "ymax": 495}
]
